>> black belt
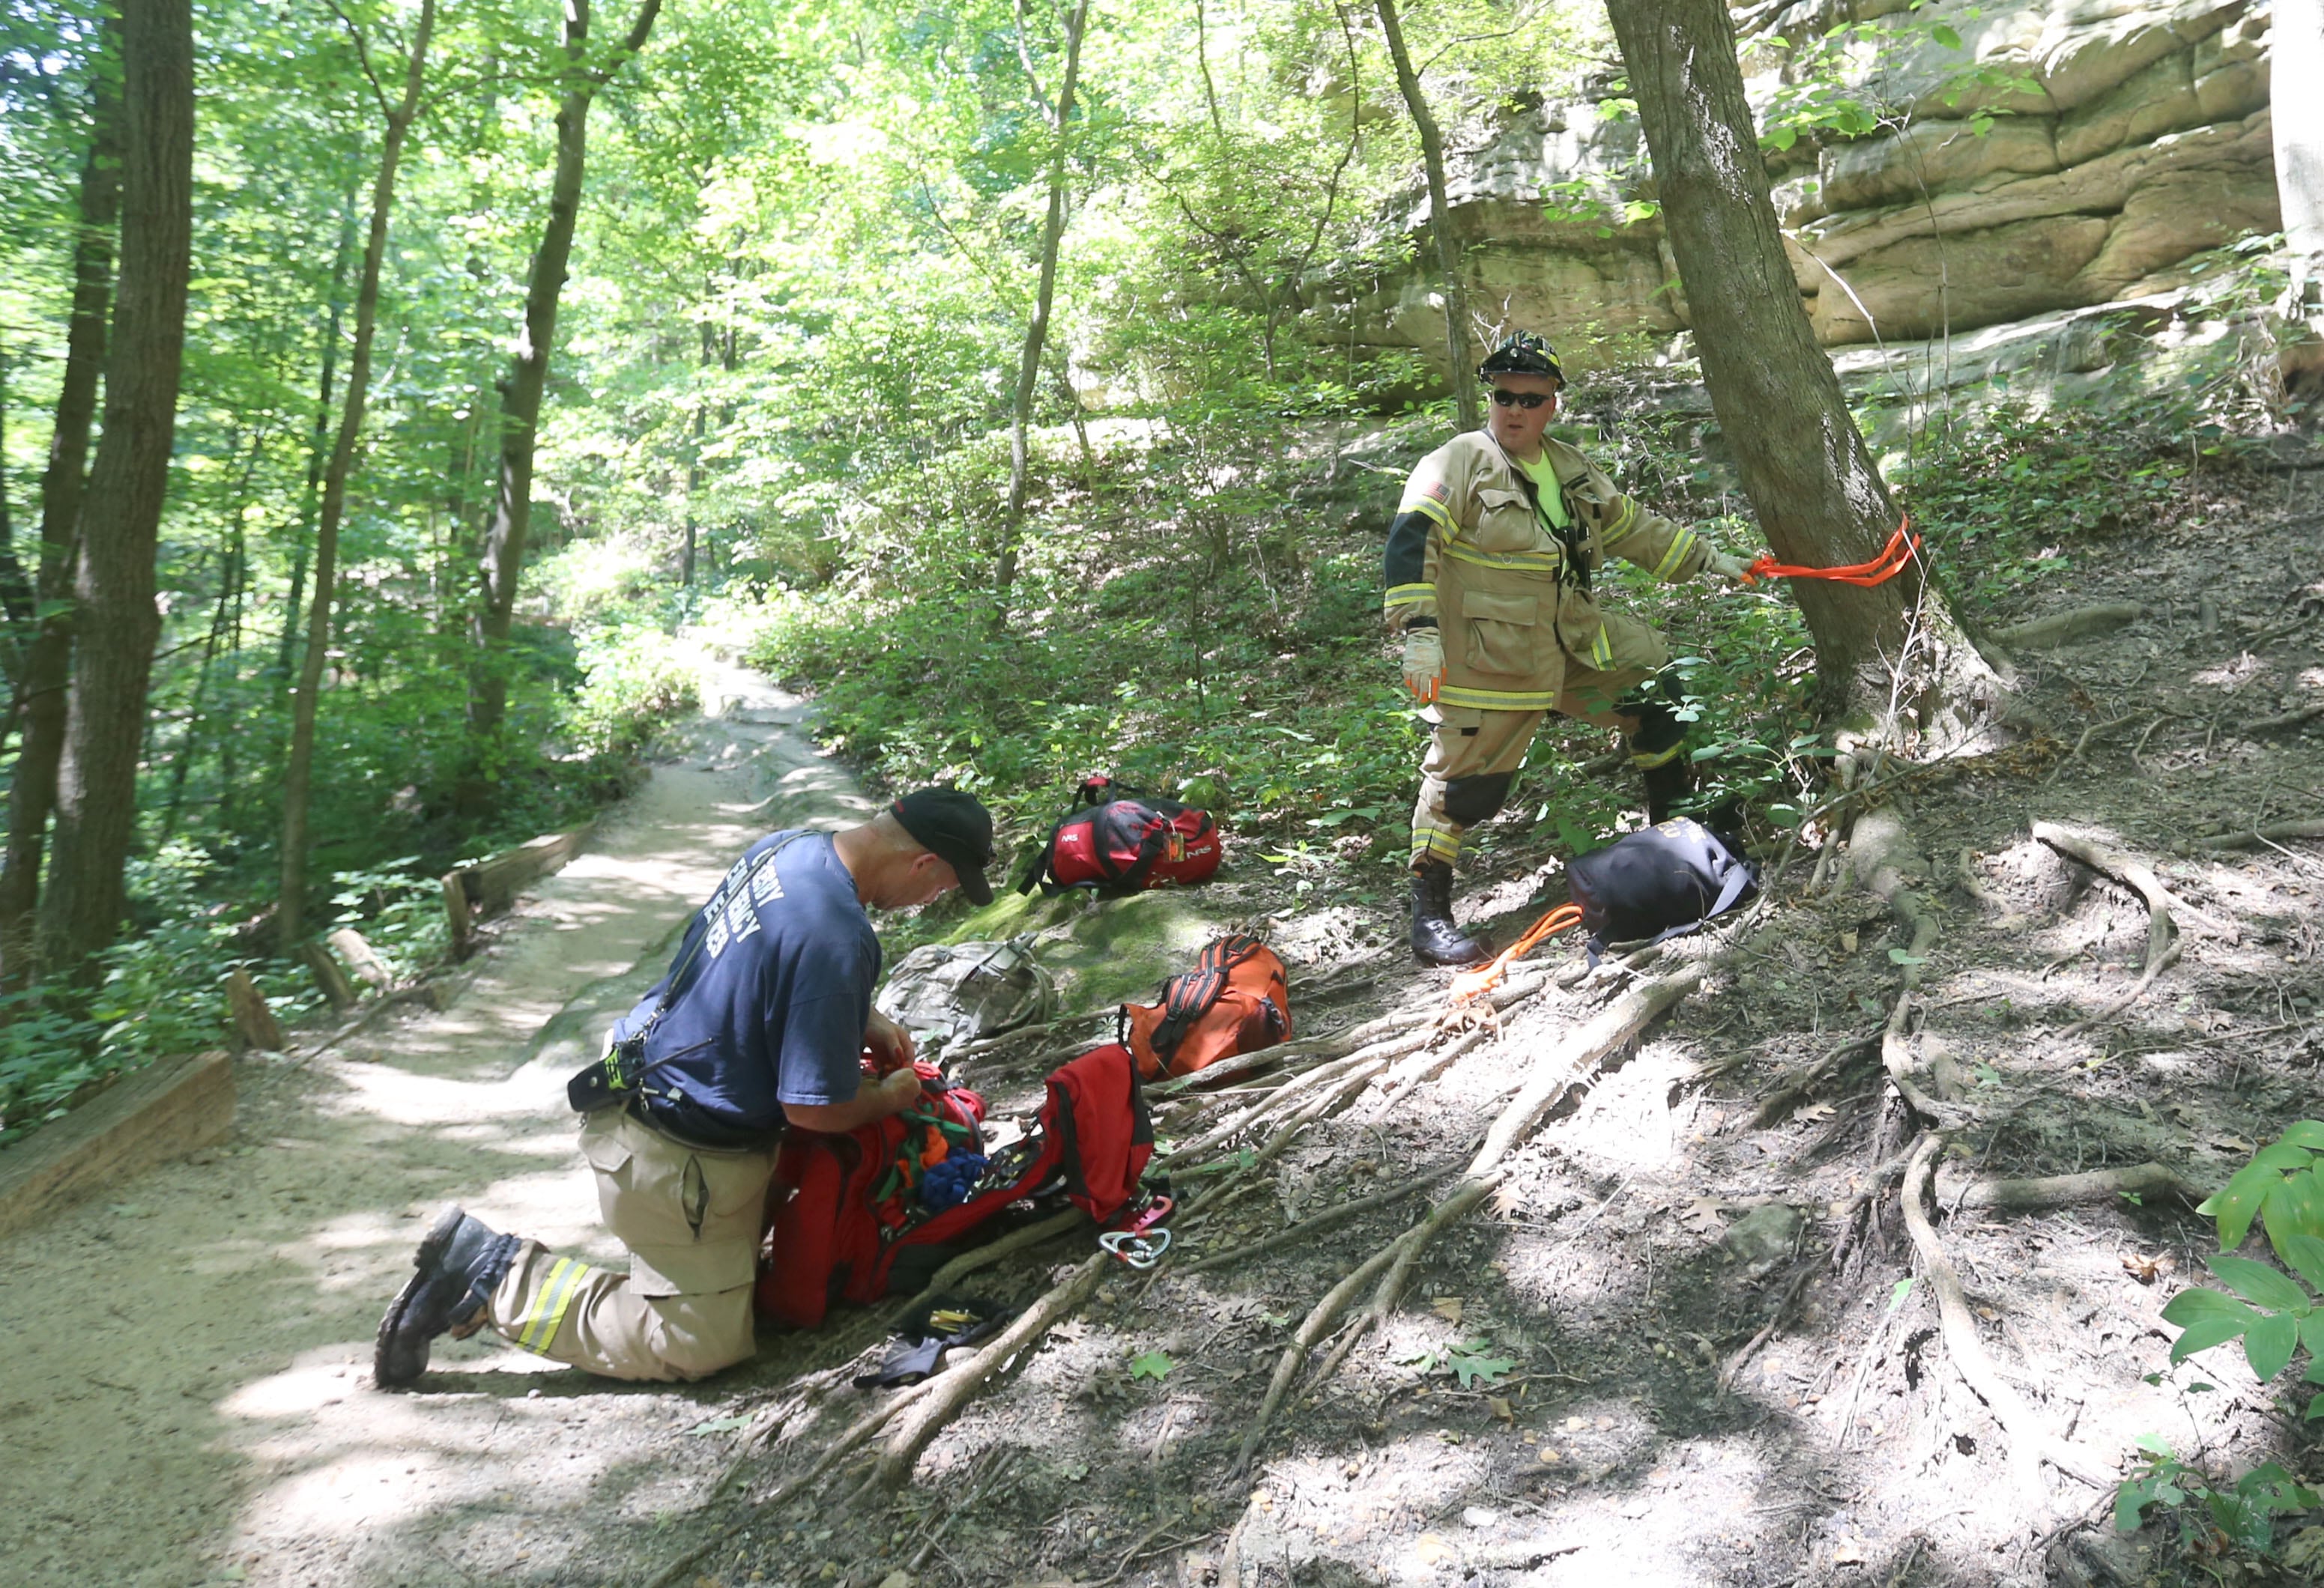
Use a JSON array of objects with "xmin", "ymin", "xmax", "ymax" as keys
[{"xmin": 623, "ymin": 1098, "xmax": 780, "ymax": 1156}]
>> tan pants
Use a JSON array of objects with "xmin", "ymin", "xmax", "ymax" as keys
[
  {"xmin": 486, "ymin": 1109, "xmax": 777, "ymax": 1381},
  {"xmin": 1409, "ymin": 659, "xmax": 1653, "ymax": 870}
]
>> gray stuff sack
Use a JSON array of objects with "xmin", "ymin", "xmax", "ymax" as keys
[{"xmin": 874, "ymin": 936, "xmax": 1053, "ymax": 1058}]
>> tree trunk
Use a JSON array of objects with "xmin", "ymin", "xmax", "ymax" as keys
[
  {"xmin": 991, "ymin": 0, "xmax": 1092, "ymax": 618},
  {"xmin": 2277, "ymin": 0, "xmax": 2324, "ymax": 288},
  {"xmin": 1375, "ymin": 0, "xmax": 1480, "ymax": 433},
  {"xmin": 1605, "ymin": 0, "xmax": 1997, "ymax": 739},
  {"xmin": 39, "ymin": 0, "xmax": 195, "ymax": 978},
  {"xmin": 163, "ymin": 434, "xmax": 259, "ymax": 837},
  {"xmin": 465, "ymin": 0, "xmax": 664, "ymax": 784},
  {"xmin": 0, "ymin": 11, "xmax": 124, "ymax": 987},
  {"xmin": 279, "ymin": 0, "xmax": 436, "ymax": 948},
  {"xmin": 277, "ymin": 193, "xmax": 359, "ymax": 685}
]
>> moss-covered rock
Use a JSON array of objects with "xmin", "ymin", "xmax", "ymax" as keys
[{"xmin": 945, "ymin": 887, "xmax": 1234, "ymax": 1013}]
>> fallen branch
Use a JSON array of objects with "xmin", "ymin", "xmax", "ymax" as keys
[
  {"xmin": 868, "ymin": 1251, "xmax": 1112, "ymax": 1490},
  {"xmin": 1176, "ymin": 1163, "xmax": 1457, "ymax": 1276},
  {"xmin": 1898, "ymin": 1133, "xmax": 2113, "ymax": 1495},
  {"xmin": 2032, "ymin": 821, "xmax": 2182, "ymax": 1034},
  {"xmin": 2193, "ymin": 817, "xmax": 2324, "ymax": 851},
  {"xmin": 1229, "ymin": 965, "xmax": 1703, "ymax": 1476},
  {"xmin": 1935, "ymin": 1160, "xmax": 2203, "ymax": 1213}
]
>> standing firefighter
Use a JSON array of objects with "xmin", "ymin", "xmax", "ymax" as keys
[
  {"xmin": 1385, "ymin": 333, "xmax": 1754, "ymax": 966},
  {"xmin": 373, "ymin": 788, "xmax": 996, "ymax": 1386}
]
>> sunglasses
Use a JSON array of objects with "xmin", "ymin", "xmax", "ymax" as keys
[{"xmin": 1488, "ymin": 388, "xmax": 1555, "ymax": 410}]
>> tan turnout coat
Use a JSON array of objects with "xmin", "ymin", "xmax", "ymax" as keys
[{"xmin": 1382, "ymin": 430, "xmax": 1713, "ymax": 712}]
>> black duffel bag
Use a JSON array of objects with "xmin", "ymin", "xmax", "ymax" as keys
[{"xmin": 1564, "ymin": 817, "xmax": 1756, "ymax": 957}]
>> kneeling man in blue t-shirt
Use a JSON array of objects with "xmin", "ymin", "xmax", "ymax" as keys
[{"xmin": 373, "ymin": 787, "xmax": 996, "ymax": 1386}]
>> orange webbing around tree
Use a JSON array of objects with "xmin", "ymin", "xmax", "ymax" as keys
[
  {"xmin": 1449, "ymin": 903, "xmax": 1583, "ymax": 1004},
  {"xmin": 1742, "ymin": 521, "xmax": 1921, "ymax": 587}
]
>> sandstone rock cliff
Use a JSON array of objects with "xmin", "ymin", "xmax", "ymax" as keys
[{"xmin": 1339, "ymin": 0, "xmax": 2278, "ymax": 377}]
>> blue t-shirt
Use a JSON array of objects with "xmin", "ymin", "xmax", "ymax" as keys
[{"xmin": 608, "ymin": 830, "xmax": 880, "ymax": 1145}]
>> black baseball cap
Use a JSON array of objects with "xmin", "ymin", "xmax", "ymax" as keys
[{"xmin": 891, "ymin": 787, "xmax": 996, "ymax": 905}]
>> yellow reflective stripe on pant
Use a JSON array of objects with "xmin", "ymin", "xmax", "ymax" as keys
[
  {"xmin": 516, "ymin": 1255, "xmax": 595, "ymax": 1352},
  {"xmin": 1436, "ymin": 684, "xmax": 1564, "ymax": 712},
  {"xmin": 1411, "ymin": 823, "xmax": 1462, "ymax": 865}
]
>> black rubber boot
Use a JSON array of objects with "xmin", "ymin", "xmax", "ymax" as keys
[
  {"xmin": 1410, "ymin": 861, "xmax": 1492, "ymax": 967},
  {"xmin": 375, "ymin": 1207, "xmax": 522, "ymax": 1390},
  {"xmin": 1640, "ymin": 757, "xmax": 1692, "ymax": 825}
]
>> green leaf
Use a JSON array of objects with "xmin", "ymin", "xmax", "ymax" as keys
[
  {"xmin": 687, "ymin": 1413, "xmax": 754, "ymax": 1435},
  {"xmin": 1128, "ymin": 1351, "xmax": 1174, "ymax": 1382},
  {"xmin": 2213, "ymin": 1160, "xmax": 2281, "ymax": 1250},
  {"xmin": 1929, "ymin": 22, "xmax": 1962, "ymax": 46},
  {"xmin": 1887, "ymin": 948, "xmax": 1927, "ymax": 966},
  {"xmin": 2113, "ymin": 1484, "xmax": 2150, "ymax": 1533},
  {"xmin": 2207, "ymin": 1254, "xmax": 2311, "ymax": 1313},
  {"xmin": 1887, "ymin": 1276, "xmax": 1916, "ymax": 1313},
  {"xmin": 2266, "ymin": 1170, "xmax": 2324, "ymax": 1257},
  {"xmin": 2280, "ymin": 1234, "xmax": 2324, "ymax": 1294},
  {"xmin": 1448, "ymin": 1346, "xmax": 1517, "ymax": 1389},
  {"xmin": 2249, "ymin": 1143, "xmax": 2315, "ymax": 1174},
  {"xmin": 2245, "ymin": 1312, "xmax": 2300, "ymax": 1381},
  {"xmin": 2170, "ymin": 1315, "xmax": 2254, "ymax": 1363},
  {"xmin": 2276, "ymin": 1121, "xmax": 2324, "ymax": 1151},
  {"xmin": 2161, "ymin": 1287, "xmax": 2256, "ymax": 1327}
]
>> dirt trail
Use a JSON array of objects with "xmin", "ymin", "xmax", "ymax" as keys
[{"xmin": 0, "ymin": 656, "xmax": 865, "ymax": 1588}]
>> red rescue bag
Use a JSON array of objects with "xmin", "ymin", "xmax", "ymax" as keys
[
  {"xmin": 1016, "ymin": 775, "xmax": 1220, "ymax": 897},
  {"xmin": 1121, "ymin": 934, "xmax": 1292, "ymax": 1082},
  {"xmin": 757, "ymin": 1045, "xmax": 1155, "ymax": 1329}
]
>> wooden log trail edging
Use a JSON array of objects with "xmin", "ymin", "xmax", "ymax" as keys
[
  {"xmin": 441, "ymin": 821, "xmax": 595, "ymax": 957},
  {"xmin": 0, "ymin": 1049, "xmax": 235, "ymax": 1240}
]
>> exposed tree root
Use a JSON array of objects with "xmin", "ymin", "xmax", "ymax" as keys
[
  {"xmin": 641, "ymin": 1374, "xmax": 947, "ymax": 1588},
  {"xmin": 868, "ymin": 1251, "xmax": 1113, "ymax": 1491},
  {"xmin": 1229, "ymin": 1201, "xmax": 1452, "ymax": 1483},
  {"xmin": 1176, "ymin": 1162, "xmax": 1458, "ymax": 1275},
  {"xmin": 1898, "ymin": 1133, "xmax": 2113, "ymax": 1497},
  {"xmin": 1881, "ymin": 994, "xmax": 1973, "ymax": 1128},
  {"xmin": 1993, "ymin": 602, "xmax": 2144, "ymax": 651},
  {"xmin": 886, "ymin": 1206, "xmax": 1089, "ymax": 1326},
  {"xmin": 1718, "ymin": 1257, "xmax": 1820, "ymax": 1393},
  {"xmin": 1226, "ymin": 964, "xmax": 1704, "ymax": 1479},
  {"xmin": 2032, "ymin": 821, "xmax": 2182, "ymax": 1035},
  {"xmin": 2043, "ymin": 712, "xmax": 2145, "ymax": 786},
  {"xmin": 2245, "ymin": 701, "xmax": 2324, "ymax": 735},
  {"xmin": 1749, "ymin": 1031, "xmax": 1881, "ymax": 1128},
  {"xmin": 2193, "ymin": 816, "xmax": 2324, "ymax": 850},
  {"xmin": 1935, "ymin": 1160, "xmax": 2203, "ymax": 1213}
]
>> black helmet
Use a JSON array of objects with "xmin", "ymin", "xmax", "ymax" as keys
[{"xmin": 1477, "ymin": 332, "xmax": 1564, "ymax": 387}]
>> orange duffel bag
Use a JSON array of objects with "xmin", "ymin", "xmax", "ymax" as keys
[{"xmin": 1121, "ymin": 934, "xmax": 1291, "ymax": 1082}]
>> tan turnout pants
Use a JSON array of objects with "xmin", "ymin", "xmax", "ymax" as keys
[
  {"xmin": 485, "ymin": 1108, "xmax": 777, "ymax": 1381},
  {"xmin": 1409, "ymin": 658, "xmax": 1653, "ymax": 870}
]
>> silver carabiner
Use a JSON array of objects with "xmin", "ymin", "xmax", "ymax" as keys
[{"xmin": 1099, "ymin": 1227, "xmax": 1172, "ymax": 1269}]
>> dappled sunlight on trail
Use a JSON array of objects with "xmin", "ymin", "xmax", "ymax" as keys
[{"xmin": 0, "ymin": 657, "xmax": 868, "ymax": 1587}]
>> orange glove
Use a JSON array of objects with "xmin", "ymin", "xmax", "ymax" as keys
[{"xmin": 1401, "ymin": 626, "xmax": 1444, "ymax": 705}]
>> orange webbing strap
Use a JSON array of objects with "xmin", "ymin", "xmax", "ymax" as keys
[
  {"xmin": 1448, "ymin": 903, "xmax": 1584, "ymax": 1004},
  {"xmin": 1742, "ymin": 520, "xmax": 1922, "ymax": 587}
]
